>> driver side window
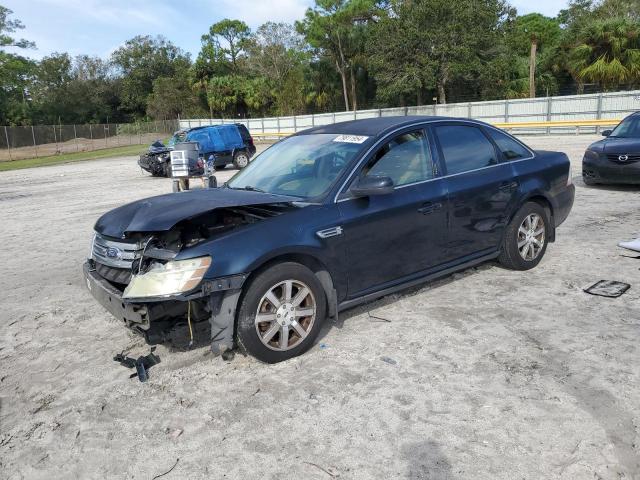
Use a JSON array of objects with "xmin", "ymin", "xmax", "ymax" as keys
[{"xmin": 362, "ymin": 130, "xmax": 434, "ymax": 187}]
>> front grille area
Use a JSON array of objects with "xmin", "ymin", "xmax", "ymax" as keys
[
  {"xmin": 606, "ymin": 153, "xmax": 640, "ymax": 163},
  {"xmin": 92, "ymin": 233, "xmax": 143, "ymax": 270},
  {"xmin": 95, "ymin": 261, "xmax": 132, "ymax": 286}
]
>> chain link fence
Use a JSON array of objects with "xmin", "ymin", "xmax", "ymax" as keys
[{"xmin": 0, "ymin": 120, "xmax": 180, "ymax": 162}]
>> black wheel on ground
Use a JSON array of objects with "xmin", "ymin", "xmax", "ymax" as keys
[
  {"xmin": 164, "ymin": 162, "xmax": 172, "ymax": 178},
  {"xmin": 498, "ymin": 201, "xmax": 550, "ymax": 271},
  {"xmin": 236, "ymin": 262, "xmax": 327, "ymax": 363},
  {"xmin": 233, "ymin": 151, "xmax": 249, "ymax": 169},
  {"xmin": 214, "ymin": 164, "xmax": 226, "ymax": 171}
]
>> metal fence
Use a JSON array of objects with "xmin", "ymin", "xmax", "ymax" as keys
[
  {"xmin": 181, "ymin": 90, "xmax": 640, "ymax": 136},
  {"xmin": 0, "ymin": 120, "xmax": 179, "ymax": 162}
]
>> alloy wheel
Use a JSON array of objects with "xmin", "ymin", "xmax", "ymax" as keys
[
  {"xmin": 254, "ymin": 280, "xmax": 316, "ymax": 351},
  {"xmin": 517, "ymin": 213, "xmax": 545, "ymax": 261}
]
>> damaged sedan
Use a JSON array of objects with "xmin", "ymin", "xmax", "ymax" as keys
[{"xmin": 84, "ymin": 116, "xmax": 575, "ymax": 363}]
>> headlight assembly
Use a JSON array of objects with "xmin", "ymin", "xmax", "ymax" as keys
[
  {"xmin": 123, "ymin": 256, "xmax": 211, "ymax": 299},
  {"xmin": 583, "ymin": 149, "xmax": 599, "ymax": 160}
]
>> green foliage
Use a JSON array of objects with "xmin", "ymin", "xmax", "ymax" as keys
[
  {"xmin": 111, "ymin": 35, "xmax": 191, "ymax": 118},
  {"xmin": 568, "ymin": 18, "xmax": 640, "ymax": 90},
  {"xmin": 1, "ymin": 0, "xmax": 640, "ymax": 127}
]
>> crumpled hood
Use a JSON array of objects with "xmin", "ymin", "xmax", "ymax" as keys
[
  {"xmin": 588, "ymin": 137, "xmax": 640, "ymax": 154},
  {"xmin": 94, "ymin": 188, "xmax": 294, "ymax": 238}
]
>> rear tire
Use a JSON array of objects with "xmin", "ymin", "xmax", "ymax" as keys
[
  {"xmin": 164, "ymin": 162, "xmax": 172, "ymax": 178},
  {"xmin": 498, "ymin": 202, "xmax": 549, "ymax": 271},
  {"xmin": 233, "ymin": 151, "xmax": 249, "ymax": 169},
  {"xmin": 236, "ymin": 262, "xmax": 326, "ymax": 363}
]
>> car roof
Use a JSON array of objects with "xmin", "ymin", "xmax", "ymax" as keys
[
  {"xmin": 296, "ymin": 115, "xmax": 461, "ymax": 137},
  {"xmin": 181, "ymin": 124, "xmax": 239, "ymax": 134}
]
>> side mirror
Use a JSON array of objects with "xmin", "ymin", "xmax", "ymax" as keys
[
  {"xmin": 601, "ymin": 129, "xmax": 612, "ymax": 137},
  {"xmin": 351, "ymin": 175, "xmax": 394, "ymax": 197}
]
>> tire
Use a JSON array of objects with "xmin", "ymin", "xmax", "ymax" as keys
[
  {"xmin": 498, "ymin": 201, "xmax": 549, "ymax": 271},
  {"xmin": 236, "ymin": 262, "xmax": 327, "ymax": 363},
  {"xmin": 233, "ymin": 151, "xmax": 249, "ymax": 169},
  {"xmin": 214, "ymin": 164, "xmax": 226, "ymax": 171},
  {"xmin": 164, "ymin": 162, "xmax": 172, "ymax": 178}
]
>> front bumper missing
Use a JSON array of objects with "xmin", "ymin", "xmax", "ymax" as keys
[{"xmin": 82, "ymin": 261, "xmax": 245, "ymax": 354}]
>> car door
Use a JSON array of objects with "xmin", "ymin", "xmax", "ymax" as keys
[
  {"xmin": 338, "ymin": 128, "xmax": 448, "ymax": 297},
  {"xmin": 432, "ymin": 122, "xmax": 521, "ymax": 262}
]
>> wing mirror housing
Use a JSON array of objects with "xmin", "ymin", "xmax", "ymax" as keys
[
  {"xmin": 601, "ymin": 129, "xmax": 612, "ymax": 137},
  {"xmin": 351, "ymin": 175, "xmax": 394, "ymax": 197}
]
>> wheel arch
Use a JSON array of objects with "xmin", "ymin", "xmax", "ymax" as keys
[
  {"xmin": 243, "ymin": 252, "xmax": 338, "ymax": 319},
  {"xmin": 510, "ymin": 193, "xmax": 556, "ymax": 243}
]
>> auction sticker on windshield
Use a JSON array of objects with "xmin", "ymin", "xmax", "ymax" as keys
[{"xmin": 333, "ymin": 134, "xmax": 369, "ymax": 144}]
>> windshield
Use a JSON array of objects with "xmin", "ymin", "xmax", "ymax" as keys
[
  {"xmin": 226, "ymin": 134, "xmax": 366, "ymax": 199},
  {"xmin": 168, "ymin": 131, "xmax": 188, "ymax": 147},
  {"xmin": 610, "ymin": 116, "xmax": 640, "ymax": 138}
]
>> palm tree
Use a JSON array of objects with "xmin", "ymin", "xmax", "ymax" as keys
[{"xmin": 568, "ymin": 18, "xmax": 640, "ymax": 91}]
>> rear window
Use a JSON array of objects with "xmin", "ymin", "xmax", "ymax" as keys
[
  {"xmin": 435, "ymin": 125, "xmax": 498, "ymax": 175},
  {"xmin": 486, "ymin": 128, "xmax": 531, "ymax": 160}
]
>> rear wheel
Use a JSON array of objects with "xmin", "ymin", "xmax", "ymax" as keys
[
  {"xmin": 498, "ymin": 202, "xmax": 549, "ymax": 270},
  {"xmin": 236, "ymin": 262, "xmax": 326, "ymax": 363},
  {"xmin": 233, "ymin": 151, "xmax": 249, "ymax": 169},
  {"xmin": 164, "ymin": 162, "xmax": 172, "ymax": 178}
]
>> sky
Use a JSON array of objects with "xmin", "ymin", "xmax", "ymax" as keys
[{"xmin": 3, "ymin": 0, "xmax": 570, "ymax": 61}]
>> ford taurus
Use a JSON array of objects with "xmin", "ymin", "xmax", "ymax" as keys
[{"xmin": 84, "ymin": 116, "xmax": 575, "ymax": 363}]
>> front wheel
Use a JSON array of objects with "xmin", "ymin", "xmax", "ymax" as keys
[
  {"xmin": 498, "ymin": 202, "xmax": 549, "ymax": 270},
  {"xmin": 233, "ymin": 151, "xmax": 249, "ymax": 169},
  {"xmin": 236, "ymin": 262, "xmax": 327, "ymax": 363}
]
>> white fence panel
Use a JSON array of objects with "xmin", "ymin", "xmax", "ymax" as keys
[{"xmin": 180, "ymin": 90, "xmax": 640, "ymax": 135}]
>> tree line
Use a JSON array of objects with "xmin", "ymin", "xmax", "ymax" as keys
[{"xmin": 0, "ymin": 0, "xmax": 639, "ymax": 126}]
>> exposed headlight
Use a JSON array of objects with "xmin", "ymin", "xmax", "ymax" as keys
[{"xmin": 123, "ymin": 256, "xmax": 212, "ymax": 299}]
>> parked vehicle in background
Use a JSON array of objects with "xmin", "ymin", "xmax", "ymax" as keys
[
  {"xmin": 137, "ymin": 123, "xmax": 256, "ymax": 177},
  {"xmin": 85, "ymin": 116, "xmax": 575, "ymax": 363},
  {"xmin": 583, "ymin": 112, "xmax": 640, "ymax": 185}
]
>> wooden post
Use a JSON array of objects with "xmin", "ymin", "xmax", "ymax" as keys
[
  {"xmin": 73, "ymin": 124, "xmax": 79, "ymax": 152},
  {"xmin": 31, "ymin": 126, "xmax": 38, "ymax": 157},
  {"xmin": 5, "ymin": 126, "xmax": 12, "ymax": 160}
]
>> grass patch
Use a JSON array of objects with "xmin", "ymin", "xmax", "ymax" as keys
[{"xmin": 0, "ymin": 144, "xmax": 147, "ymax": 172}]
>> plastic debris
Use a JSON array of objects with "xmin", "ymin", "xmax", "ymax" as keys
[
  {"xmin": 113, "ymin": 348, "xmax": 161, "ymax": 382},
  {"xmin": 584, "ymin": 280, "xmax": 630, "ymax": 298},
  {"xmin": 619, "ymin": 238, "xmax": 640, "ymax": 253},
  {"xmin": 380, "ymin": 356, "xmax": 397, "ymax": 365}
]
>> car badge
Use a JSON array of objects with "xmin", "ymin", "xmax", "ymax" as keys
[
  {"xmin": 618, "ymin": 155, "xmax": 629, "ymax": 162},
  {"xmin": 106, "ymin": 247, "xmax": 123, "ymax": 259}
]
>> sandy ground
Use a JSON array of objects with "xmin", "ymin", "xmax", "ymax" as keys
[{"xmin": 0, "ymin": 136, "xmax": 639, "ymax": 480}]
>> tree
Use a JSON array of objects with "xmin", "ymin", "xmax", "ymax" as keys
[
  {"xmin": 111, "ymin": 35, "xmax": 191, "ymax": 118},
  {"xmin": 201, "ymin": 19, "xmax": 251, "ymax": 75},
  {"xmin": 147, "ymin": 73, "xmax": 204, "ymax": 120},
  {"xmin": 509, "ymin": 14, "xmax": 561, "ymax": 97},
  {"xmin": 368, "ymin": 0, "xmax": 511, "ymax": 105},
  {"xmin": 0, "ymin": 6, "xmax": 35, "ymax": 125},
  {"xmin": 0, "ymin": 5, "xmax": 34, "ymax": 49},
  {"xmin": 568, "ymin": 18, "xmax": 640, "ymax": 90},
  {"xmin": 246, "ymin": 22, "xmax": 309, "ymax": 114},
  {"xmin": 297, "ymin": 0, "xmax": 378, "ymax": 111}
]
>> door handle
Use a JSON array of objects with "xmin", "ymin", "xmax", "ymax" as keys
[
  {"xmin": 499, "ymin": 181, "xmax": 519, "ymax": 192},
  {"xmin": 418, "ymin": 202, "xmax": 442, "ymax": 214}
]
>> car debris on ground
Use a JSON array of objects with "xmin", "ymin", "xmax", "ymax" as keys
[{"xmin": 583, "ymin": 280, "xmax": 631, "ymax": 298}]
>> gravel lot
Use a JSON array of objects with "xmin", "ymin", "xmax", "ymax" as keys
[{"xmin": 0, "ymin": 136, "xmax": 639, "ymax": 480}]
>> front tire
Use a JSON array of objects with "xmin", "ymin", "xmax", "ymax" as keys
[
  {"xmin": 236, "ymin": 262, "xmax": 327, "ymax": 363},
  {"xmin": 498, "ymin": 202, "xmax": 549, "ymax": 270}
]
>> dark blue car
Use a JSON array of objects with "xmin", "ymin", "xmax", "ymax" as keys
[
  {"xmin": 582, "ymin": 112, "xmax": 640, "ymax": 185},
  {"xmin": 85, "ymin": 116, "xmax": 575, "ymax": 363}
]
